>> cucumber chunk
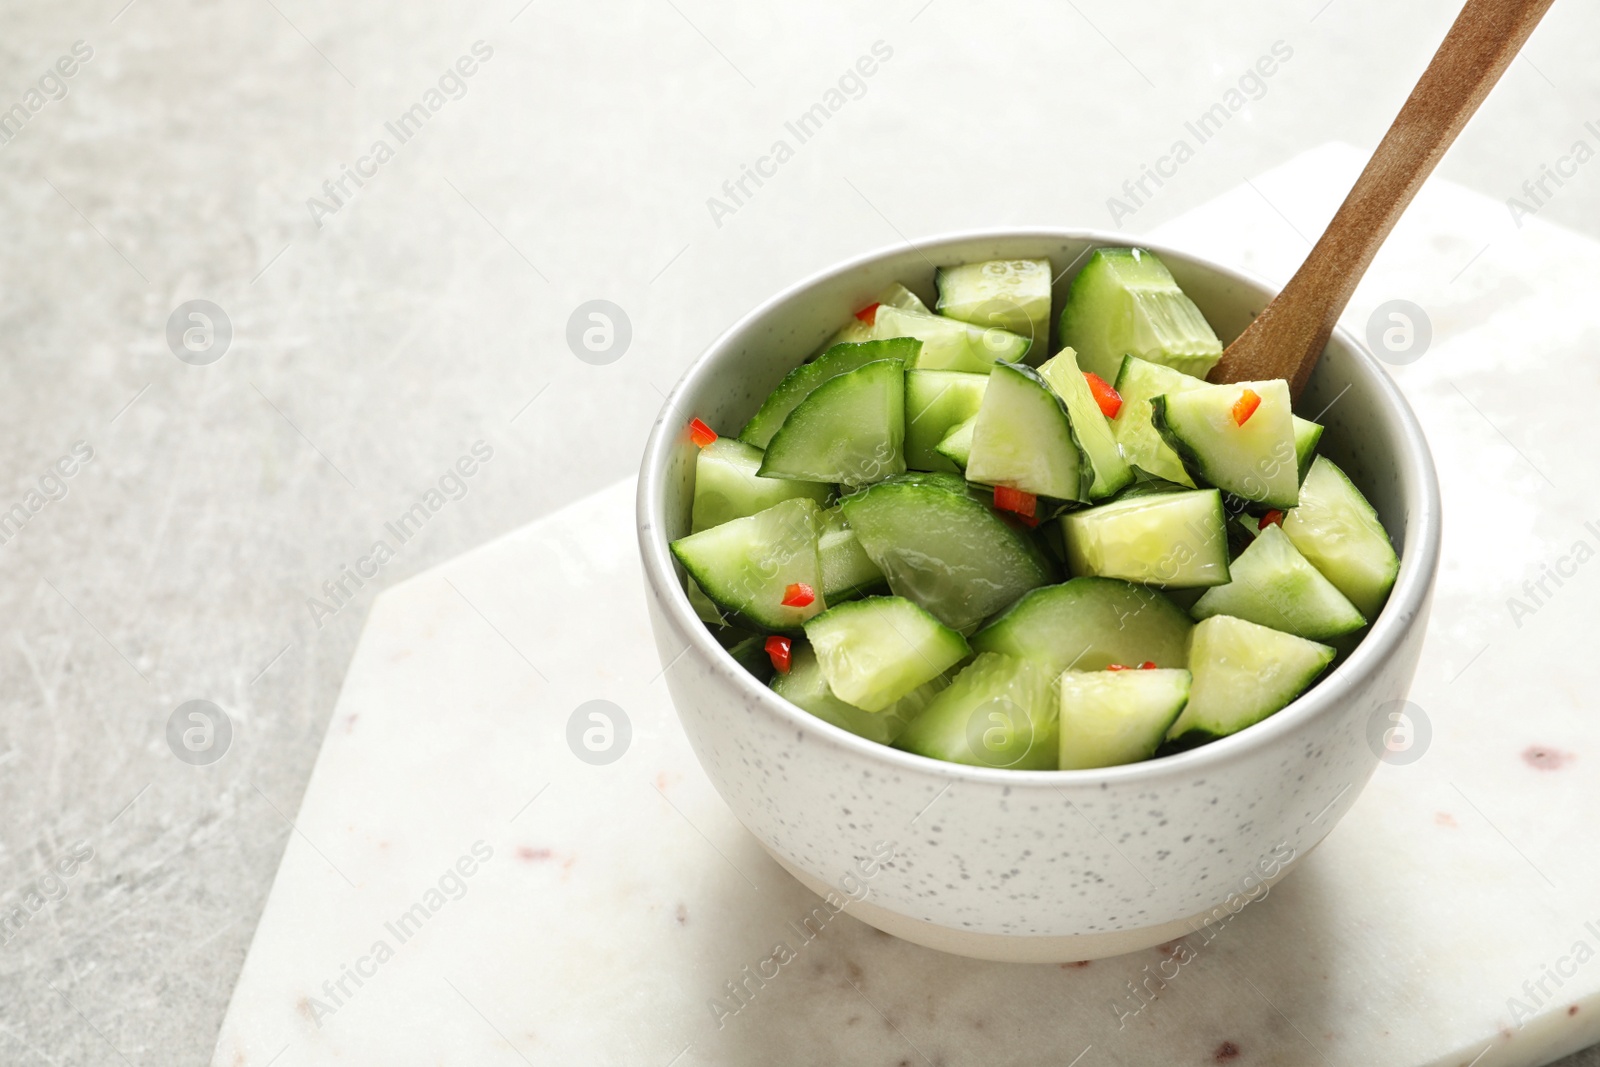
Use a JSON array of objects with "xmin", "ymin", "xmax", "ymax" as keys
[
  {"xmin": 818, "ymin": 505, "xmax": 885, "ymax": 601},
  {"xmin": 904, "ymin": 369, "xmax": 988, "ymax": 473},
  {"xmin": 1293, "ymin": 417, "xmax": 1324, "ymax": 482},
  {"xmin": 804, "ymin": 596, "xmax": 970, "ymax": 711},
  {"xmin": 1058, "ymin": 668, "xmax": 1191, "ymax": 769},
  {"xmin": 1037, "ymin": 347, "xmax": 1133, "ymax": 499},
  {"xmin": 691, "ymin": 437, "xmax": 832, "ymax": 532},
  {"xmin": 966, "ymin": 361, "xmax": 1083, "ymax": 501},
  {"xmin": 1191, "ymin": 523, "xmax": 1366, "ymax": 640},
  {"xmin": 934, "ymin": 415, "xmax": 975, "ymax": 469},
  {"xmin": 1112, "ymin": 355, "xmax": 1203, "ymax": 487},
  {"xmin": 970, "ymin": 577, "xmax": 1192, "ymax": 674},
  {"xmin": 759, "ymin": 359, "xmax": 907, "ymax": 487},
  {"xmin": 1057, "ymin": 247, "xmax": 1223, "ymax": 381},
  {"xmin": 935, "ymin": 258, "xmax": 1052, "ymax": 349},
  {"xmin": 840, "ymin": 474, "xmax": 1054, "ymax": 634},
  {"xmin": 772, "ymin": 642, "xmax": 945, "ymax": 745},
  {"xmin": 824, "ymin": 283, "xmax": 932, "ymax": 348},
  {"xmin": 670, "ymin": 497, "xmax": 826, "ymax": 634},
  {"xmin": 869, "ymin": 304, "xmax": 1032, "ymax": 373},
  {"xmin": 896, "ymin": 653, "xmax": 1059, "ymax": 769},
  {"xmin": 1166, "ymin": 615, "xmax": 1334, "ymax": 742},
  {"xmin": 1281, "ymin": 456, "xmax": 1399, "ymax": 619},
  {"xmin": 740, "ymin": 338, "xmax": 921, "ymax": 449},
  {"xmin": 1152, "ymin": 379, "xmax": 1300, "ymax": 509},
  {"xmin": 1062, "ymin": 488, "xmax": 1230, "ymax": 588}
]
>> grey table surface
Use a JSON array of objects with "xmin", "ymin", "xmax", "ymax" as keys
[{"xmin": 0, "ymin": 0, "xmax": 1596, "ymax": 1063}]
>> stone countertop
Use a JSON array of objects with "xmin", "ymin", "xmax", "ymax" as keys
[{"xmin": 2, "ymin": 0, "xmax": 1600, "ymax": 1062}]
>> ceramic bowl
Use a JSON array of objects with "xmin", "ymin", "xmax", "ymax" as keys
[{"xmin": 636, "ymin": 230, "xmax": 1440, "ymax": 962}]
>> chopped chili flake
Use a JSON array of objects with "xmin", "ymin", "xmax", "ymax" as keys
[
  {"xmin": 781, "ymin": 582, "xmax": 816, "ymax": 608},
  {"xmin": 993, "ymin": 485, "xmax": 1038, "ymax": 525},
  {"xmin": 854, "ymin": 302, "xmax": 881, "ymax": 326},
  {"xmin": 1232, "ymin": 388, "xmax": 1261, "ymax": 426},
  {"xmin": 1139, "ymin": 661, "xmax": 1157, "ymax": 670},
  {"xmin": 1107, "ymin": 663, "xmax": 1130, "ymax": 672},
  {"xmin": 1084, "ymin": 372, "xmax": 1123, "ymax": 420},
  {"xmin": 1260, "ymin": 509, "xmax": 1285, "ymax": 529},
  {"xmin": 765, "ymin": 635, "xmax": 792, "ymax": 674},
  {"xmin": 688, "ymin": 417, "xmax": 718, "ymax": 448}
]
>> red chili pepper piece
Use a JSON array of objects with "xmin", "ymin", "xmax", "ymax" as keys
[
  {"xmin": 1232, "ymin": 388, "xmax": 1261, "ymax": 426},
  {"xmin": 1139, "ymin": 661, "xmax": 1158, "ymax": 670},
  {"xmin": 1260, "ymin": 509, "xmax": 1285, "ymax": 529},
  {"xmin": 1107, "ymin": 663, "xmax": 1130, "ymax": 672},
  {"xmin": 688, "ymin": 417, "xmax": 718, "ymax": 448},
  {"xmin": 781, "ymin": 582, "xmax": 815, "ymax": 608},
  {"xmin": 854, "ymin": 302, "xmax": 881, "ymax": 326},
  {"xmin": 765, "ymin": 635, "xmax": 792, "ymax": 674},
  {"xmin": 1084, "ymin": 372, "xmax": 1123, "ymax": 420},
  {"xmin": 993, "ymin": 485, "xmax": 1038, "ymax": 525}
]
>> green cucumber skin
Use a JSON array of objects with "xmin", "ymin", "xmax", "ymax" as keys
[
  {"xmin": 839, "ymin": 474, "xmax": 1055, "ymax": 635},
  {"xmin": 740, "ymin": 337, "xmax": 922, "ymax": 449},
  {"xmin": 1036, "ymin": 347, "xmax": 1133, "ymax": 500},
  {"xmin": 758, "ymin": 359, "xmax": 907, "ymax": 487},
  {"xmin": 1149, "ymin": 393, "xmax": 1300, "ymax": 511},
  {"xmin": 970, "ymin": 577, "xmax": 1193, "ymax": 675}
]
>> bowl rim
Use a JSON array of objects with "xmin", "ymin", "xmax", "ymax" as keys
[{"xmin": 636, "ymin": 226, "xmax": 1442, "ymax": 787}]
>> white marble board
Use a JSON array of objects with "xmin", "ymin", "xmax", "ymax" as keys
[{"xmin": 210, "ymin": 145, "xmax": 1600, "ymax": 1067}]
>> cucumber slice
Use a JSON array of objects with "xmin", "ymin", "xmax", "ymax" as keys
[
  {"xmin": 670, "ymin": 497, "xmax": 826, "ymax": 634},
  {"xmin": 1191, "ymin": 524, "xmax": 1366, "ymax": 640},
  {"xmin": 772, "ymin": 643, "xmax": 947, "ymax": 745},
  {"xmin": 869, "ymin": 304, "xmax": 1031, "ymax": 373},
  {"xmin": 970, "ymin": 577, "xmax": 1192, "ymax": 674},
  {"xmin": 1111, "ymin": 355, "xmax": 1203, "ymax": 487},
  {"xmin": 824, "ymin": 283, "xmax": 932, "ymax": 347},
  {"xmin": 1058, "ymin": 668, "xmax": 1191, "ymax": 769},
  {"xmin": 1062, "ymin": 488, "xmax": 1229, "ymax": 588},
  {"xmin": 1037, "ymin": 347, "xmax": 1133, "ymax": 499},
  {"xmin": 804, "ymin": 596, "xmax": 970, "ymax": 711},
  {"xmin": 1152, "ymin": 379, "xmax": 1300, "ymax": 509},
  {"xmin": 691, "ymin": 437, "xmax": 832, "ymax": 532},
  {"xmin": 966, "ymin": 361, "xmax": 1083, "ymax": 501},
  {"xmin": 934, "ymin": 415, "xmax": 975, "ymax": 469},
  {"xmin": 818, "ymin": 505, "xmax": 885, "ymax": 601},
  {"xmin": 1057, "ymin": 247, "xmax": 1223, "ymax": 381},
  {"xmin": 1281, "ymin": 456, "xmax": 1399, "ymax": 619},
  {"xmin": 840, "ymin": 474, "xmax": 1054, "ymax": 634},
  {"xmin": 895, "ymin": 652, "xmax": 1058, "ymax": 769},
  {"xmin": 740, "ymin": 338, "xmax": 922, "ymax": 449},
  {"xmin": 905, "ymin": 370, "xmax": 988, "ymax": 473},
  {"xmin": 935, "ymin": 258, "xmax": 1052, "ymax": 349},
  {"xmin": 1166, "ymin": 615, "xmax": 1334, "ymax": 742},
  {"xmin": 1293, "ymin": 417, "xmax": 1323, "ymax": 482},
  {"xmin": 759, "ymin": 359, "xmax": 906, "ymax": 487}
]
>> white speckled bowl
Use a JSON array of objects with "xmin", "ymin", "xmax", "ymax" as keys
[{"xmin": 637, "ymin": 230, "xmax": 1441, "ymax": 962}]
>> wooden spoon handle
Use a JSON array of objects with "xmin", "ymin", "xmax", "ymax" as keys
[{"xmin": 1209, "ymin": 0, "xmax": 1556, "ymax": 393}]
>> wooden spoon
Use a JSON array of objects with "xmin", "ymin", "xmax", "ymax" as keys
[{"xmin": 1208, "ymin": 0, "xmax": 1556, "ymax": 395}]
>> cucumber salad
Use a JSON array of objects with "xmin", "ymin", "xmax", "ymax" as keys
[{"xmin": 671, "ymin": 248, "xmax": 1399, "ymax": 771}]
